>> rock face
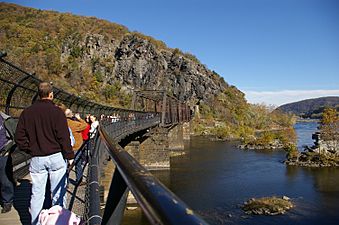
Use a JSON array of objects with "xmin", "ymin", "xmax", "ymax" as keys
[
  {"xmin": 312, "ymin": 132, "xmax": 339, "ymax": 155},
  {"xmin": 61, "ymin": 33, "xmax": 229, "ymax": 104}
]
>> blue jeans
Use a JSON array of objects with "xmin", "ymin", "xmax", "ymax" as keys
[
  {"xmin": 75, "ymin": 142, "xmax": 88, "ymax": 183},
  {"xmin": 74, "ymin": 150, "xmax": 83, "ymax": 183},
  {"xmin": 29, "ymin": 152, "xmax": 67, "ymax": 225},
  {"xmin": 0, "ymin": 155, "xmax": 14, "ymax": 204}
]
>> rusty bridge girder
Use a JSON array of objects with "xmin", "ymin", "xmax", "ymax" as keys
[{"xmin": 131, "ymin": 90, "xmax": 191, "ymax": 127}]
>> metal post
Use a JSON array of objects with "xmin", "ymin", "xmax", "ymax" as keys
[
  {"xmin": 101, "ymin": 169, "xmax": 128, "ymax": 225},
  {"xmin": 5, "ymin": 74, "xmax": 32, "ymax": 114}
]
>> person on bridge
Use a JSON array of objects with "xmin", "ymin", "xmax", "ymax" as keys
[
  {"xmin": 89, "ymin": 115, "xmax": 99, "ymax": 139},
  {"xmin": 0, "ymin": 111, "xmax": 14, "ymax": 213},
  {"xmin": 65, "ymin": 109, "xmax": 87, "ymax": 185},
  {"xmin": 65, "ymin": 110, "xmax": 87, "ymax": 152},
  {"xmin": 81, "ymin": 115, "xmax": 91, "ymax": 142},
  {"xmin": 15, "ymin": 82, "xmax": 74, "ymax": 225}
]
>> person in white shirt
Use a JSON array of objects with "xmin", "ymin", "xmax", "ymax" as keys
[{"xmin": 89, "ymin": 115, "xmax": 99, "ymax": 139}]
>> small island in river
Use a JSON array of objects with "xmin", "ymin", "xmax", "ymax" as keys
[{"xmin": 242, "ymin": 196, "xmax": 293, "ymax": 216}]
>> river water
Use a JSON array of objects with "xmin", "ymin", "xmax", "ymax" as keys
[
  {"xmin": 294, "ymin": 121, "xmax": 319, "ymax": 150},
  {"xmin": 123, "ymin": 122, "xmax": 339, "ymax": 225}
]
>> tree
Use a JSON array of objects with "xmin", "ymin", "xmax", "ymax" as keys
[{"xmin": 320, "ymin": 107, "xmax": 339, "ymax": 141}]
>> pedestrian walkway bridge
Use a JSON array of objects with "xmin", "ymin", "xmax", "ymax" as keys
[{"xmin": 0, "ymin": 53, "xmax": 207, "ymax": 225}]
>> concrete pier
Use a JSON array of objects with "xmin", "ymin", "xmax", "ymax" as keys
[{"xmin": 124, "ymin": 123, "xmax": 190, "ymax": 169}]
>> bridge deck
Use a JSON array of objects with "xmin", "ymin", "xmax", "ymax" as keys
[{"xmin": 0, "ymin": 175, "xmax": 31, "ymax": 225}]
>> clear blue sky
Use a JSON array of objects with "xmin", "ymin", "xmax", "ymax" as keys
[{"xmin": 4, "ymin": 0, "xmax": 339, "ymax": 105}]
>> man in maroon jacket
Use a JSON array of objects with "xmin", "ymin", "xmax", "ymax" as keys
[{"xmin": 15, "ymin": 82, "xmax": 74, "ymax": 225}]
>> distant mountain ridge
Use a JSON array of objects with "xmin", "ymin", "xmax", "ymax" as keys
[{"xmin": 276, "ymin": 96, "xmax": 339, "ymax": 118}]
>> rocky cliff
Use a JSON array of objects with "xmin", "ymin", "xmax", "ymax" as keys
[
  {"xmin": 63, "ymin": 32, "xmax": 228, "ymax": 101},
  {"xmin": 0, "ymin": 2, "xmax": 231, "ymax": 108}
]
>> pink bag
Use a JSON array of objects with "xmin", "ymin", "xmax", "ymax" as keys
[{"xmin": 38, "ymin": 205, "xmax": 83, "ymax": 225}]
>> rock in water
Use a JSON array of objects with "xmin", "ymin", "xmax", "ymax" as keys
[
  {"xmin": 242, "ymin": 196, "xmax": 293, "ymax": 216},
  {"xmin": 282, "ymin": 196, "xmax": 290, "ymax": 201}
]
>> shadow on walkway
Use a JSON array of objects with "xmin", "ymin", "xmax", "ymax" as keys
[{"xmin": 13, "ymin": 179, "xmax": 31, "ymax": 225}]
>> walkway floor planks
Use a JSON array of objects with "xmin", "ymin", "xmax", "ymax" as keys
[
  {"xmin": 0, "ymin": 165, "xmax": 88, "ymax": 225},
  {"xmin": 0, "ymin": 175, "xmax": 31, "ymax": 225}
]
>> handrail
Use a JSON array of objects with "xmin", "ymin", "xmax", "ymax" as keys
[
  {"xmin": 87, "ymin": 133, "xmax": 102, "ymax": 225},
  {"xmin": 98, "ymin": 126, "xmax": 208, "ymax": 225}
]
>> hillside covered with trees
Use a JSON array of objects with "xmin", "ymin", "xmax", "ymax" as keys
[
  {"xmin": 0, "ymin": 2, "xmax": 295, "ymax": 145},
  {"xmin": 276, "ymin": 97, "xmax": 339, "ymax": 119}
]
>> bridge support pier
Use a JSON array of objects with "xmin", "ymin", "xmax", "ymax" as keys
[
  {"xmin": 168, "ymin": 124, "xmax": 184, "ymax": 151},
  {"xmin": 124, "ymin": 141, "xmax": 140, "ymax": 162},
  {"xmin": 124, "ymin": 124, "xmax": 190, "ymax": 169},
  {"xmin": 139, "ymin": 127, "xmax": 170, "ymax": 169},
  {"xmin": 183, "ymin": 122, "xmax": 191, "ymax": 140}
]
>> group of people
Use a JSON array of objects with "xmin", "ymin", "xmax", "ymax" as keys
[
  {"xmin": 57, "ymin": 105, "xmax": 99, "ymax": 184},
  {"xmin": 0, "ymin": 82, "xmax": 99, "ymax": 225}
]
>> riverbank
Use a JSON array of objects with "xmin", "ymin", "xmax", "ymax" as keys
[
  {"xmin": 192, "ymin": 118, "xmax": 296, "ymax": 150},
  {"xmin": 191, "ymin": 103, "xmax": 296, "ymax": 147},
  {"xmin": 192, "ymin": 132, "xmax": 289, "ymax": 151},
  {"xmin": 286, "ymin": 151, "xmax": 339, "ymax": 167},
  {"xmin": 237, "ymin": 128, "xmax": 296, "ymax": 150},
  {"xmin": 238, "ymin": 139, "xmax": 285, "ymax": 150}
]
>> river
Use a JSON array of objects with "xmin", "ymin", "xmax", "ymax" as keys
[
  {"xmin": 294, "ymin": 120, "xmax": 319, "ymax": 151},
  {"xmin": 123, "ymin": 122, "xmax": 339, "ymax": 225}
]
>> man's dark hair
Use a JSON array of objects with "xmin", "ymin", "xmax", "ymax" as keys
[{"xmin": 38, "ymin": 82, "xmax": 53, "ymax": 98}]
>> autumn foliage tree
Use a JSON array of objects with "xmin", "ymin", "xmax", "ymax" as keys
[{"xmin": 320, "ymin": 107, "xmax": 339, "ymax": 141}]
